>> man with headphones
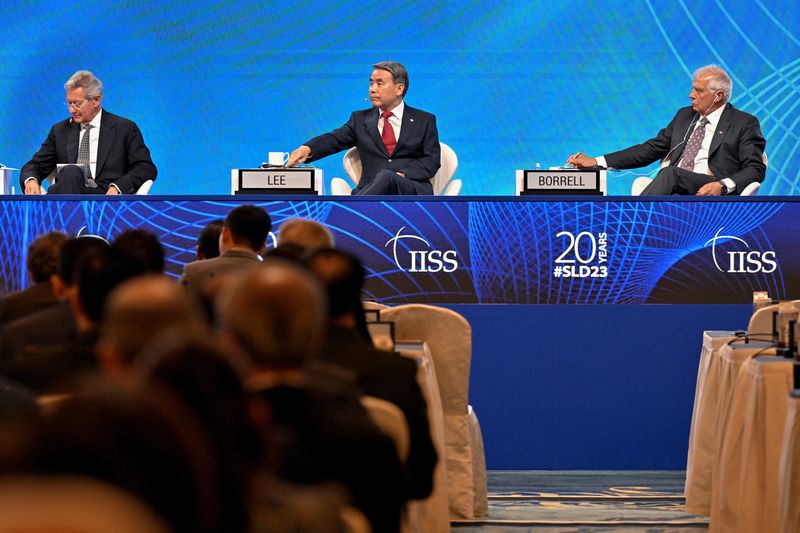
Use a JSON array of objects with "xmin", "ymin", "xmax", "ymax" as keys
[{"xmin": 566, "ymin": 65, "xmax": 766, "ymax": 196}]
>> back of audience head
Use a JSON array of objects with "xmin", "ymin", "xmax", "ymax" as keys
[
  {"xmin": 220, "ymin": 260, "xmax": 327, "ymax": 369},
  {"xmin": 52, "ymin": 236, "xmax": 109, "ymax": 298},
  {"xmin": 196, "ymin": 219, "xmax": 224, "ymax": 260},
  {"xmin": 222, "ymin": 205, "xmax": 272, "ymax": 255},
  {"xmin": 278, "ymin": 218, "xmax": 334, "ymax": 251},
  {"xmin": 99, "ymin": 275, "xmax": 203, "ymax": 373},
  {"xmin": 134, "ymin": 333, "xmax": 260, "ymax": 531},
  {"xmin": 74, "ymin": 246, "xmax": 124, "ymax": 327},
  {"xmin": 24, "ymin": 382, "xmax": 219, "ymax": 533},
  {"xmin": 110, "ymin": 229, "xmax": 165, "ymax": 278},
  {"xmin": 26, "ymin": 231, "xmax": 68, "ymax": 284},
  {"xmin": 304, "ymin": 248, "xmax": 365, "ymax": 320}
]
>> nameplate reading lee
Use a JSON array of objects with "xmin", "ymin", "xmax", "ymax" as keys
[{"xmin": 241, "ymin": 169, "xmax": 313, "ymax": 189}]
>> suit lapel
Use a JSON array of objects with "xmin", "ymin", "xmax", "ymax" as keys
[
  {"xmin": 66, "ymin": 122, "xmax": 80, "ymax": 163},
  {"xmin": 708, "ymin": 104, "xmax": 732, "ymax": 158},
  {"xmin": 670, "ymin": 112, "xmax": 695, "ymax": 165},
  {"xmin": 363, "ymin": 108, "xmax": 388, "ymax": 156},
  {"xmin": 394, "ymin": 106, "xmax": 417, "ymax": 154},
  {"xmin": 96, "ymin": 111, "xmax": 115, "ymax": 177}
]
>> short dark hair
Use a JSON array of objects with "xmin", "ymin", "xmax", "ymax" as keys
[
  {"xmin": 225, "ymin": 205, "xmax": 271, "ymax": 251},
  {"xmin": 76, "ymin": 247, "xmax": 124, "ymax": 323},
  {"xmin": 196, "ymin": 220, "xmax": 224, "ymax": 260},
  {"xmin": 111, "ymin": 230, "xmax": 165, "ymax": 278},
  {"xmin": 373, "ymin": 61, "xmax": 409, "ymax": 97},
  {"xmin": 304, "ymin": 248, "xmax": 365, "ymax": 317},
  {"xmin": 58, "ymin": 237, "xmax": 110, "ymax": 287},
  {"xmin": 26, "ymin": 232, "xmax": 69, "ymax": 283}
]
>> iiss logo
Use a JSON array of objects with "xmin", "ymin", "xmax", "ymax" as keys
[
  {"xmin": 385, "ymin": 226, "xmax": 458, "ymax": 273},
  {"xmin": 704, "ymin": 227, "xmax": 777, "ymax": 274}
]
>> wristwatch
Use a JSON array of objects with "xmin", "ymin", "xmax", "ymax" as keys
[{"xmin": 718, "ymin": 180, "xmax": 730, "ymax": 195}]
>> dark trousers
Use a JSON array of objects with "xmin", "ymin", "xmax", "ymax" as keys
[
  {"xmin": 47, "ymin": 166, "xmax": 107, "ymax": 195},
  {"xmin": 641, "ymin": 166, "xmax": 720, "ymax": 196},
  {"xmin": 353, "ymin": 169, "xmax": 432, "ymax": 195}
]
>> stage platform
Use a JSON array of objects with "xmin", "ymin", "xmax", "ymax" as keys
[{"xmin": 1, "ymin": 195, "xmax": 797, "ymax": 469}]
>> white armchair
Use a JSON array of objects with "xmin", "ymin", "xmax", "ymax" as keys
[
  {"xmin": 330, "ymin": 142, "xmax": 461, "ymax": 196},
  {"xmin": 41, "ymin": 171, "xmax": 154, "ymax": 195},
  {"xmin": 631, "ymin": 153, "xmax": 768, "ymax": 196}
]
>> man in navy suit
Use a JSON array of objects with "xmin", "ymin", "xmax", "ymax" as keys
[
  {"xmin": 287, "ymin": 61, "xmax": 440, "ymax": 195},
  {"xmin": 567, "ymin": 65, "xmax": 766, "ymax": 196},
  {"xmin": 20, "ymin": 70, "xmax": 157, "ymax": 195}
]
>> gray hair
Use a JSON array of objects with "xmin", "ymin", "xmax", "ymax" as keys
[
  {"xmin": 373, "ymin": 61, "xmax": 409, "ymax": 96},
  {"xmin": 64, "ymin": 70, "xmax": 103, "ymax": 98},
  {"xmin": 278, "ymin": 218, "xmax": 335, "ymax": 250},
  {"xmin": 694, "ymin": 64, "xmax": 732, "ymax": 102}
]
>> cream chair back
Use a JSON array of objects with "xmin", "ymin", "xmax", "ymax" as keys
[{"xmin": 361, "ymin": 395, "xmax": 410, "ymax": 463}]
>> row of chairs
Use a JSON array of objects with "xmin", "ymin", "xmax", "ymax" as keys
[{"xmin": 362, "ymin": 302, "xmax": 487, "ymax": 530}]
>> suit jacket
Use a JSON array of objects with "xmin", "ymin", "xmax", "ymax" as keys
[
  {"xmin": 0, "ymin": 301, "xmax": 77, "ymax": 365},
  {"xmin": 0, "ymin": 281, "xmax": 58, "ymax": 325},
  {"xmin": 305, "ymin": 104, "xmax": 440, "ymax": 194},
  {"xmin": 251, "ymin": 365, "xmax": 406, "ymax": 533},
  {"xmin": 20, "ymin": 110, "xmax": 157, "ymax": 194},
  {"xmin": 320, "ymin": 326, "xmax": 437, "ymax": 500},
  {"xmin": 0, "ymin": 329, "xmax": 99, "ymax": 393},
  {"xmin": 605, "ymin": 104, "xmax": 766, "ymax": 192},
  {"xmin": 179, "ymin": 248, "xmax": 263, "ymax": 300}
]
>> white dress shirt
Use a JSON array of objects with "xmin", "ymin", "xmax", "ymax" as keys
[
  {"xmin": 81, "ymin": 108, "xmax": 103, "ymax": 180},
  {"xmin": 377, "ymin": 100, "xmax": 404, "ymax": 142}
]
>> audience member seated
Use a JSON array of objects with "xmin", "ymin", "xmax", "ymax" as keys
[
  {"xmin": 0, "ymin": 245, "xmax": 130, "ymax": 391},
  {"xmin": 2, "ymin": 381, "xmax": 219, "ymax": 533},
  {"xmin": 219, "ymin": 260, "xmax": 407, "ymax": 533},
  {"xmin": 0, "ymin": 232, "xmax": 68, "ymax": 325},
  {"xmin": 97, "ymin": 275, "xmax": 204, "ymax": 378},
  {"xmin": 180, "ymin": 205, "xmax": 271, "ymax": 303},
  {"xmin": 0, "ymin": 236, "xmax": 108, "ymax": 371},
  {"xmin": 110, "ymin": 229, "xmax": 165, "ymax": 280},
  {"xmin": 195, "ymin": 219, "xmax": 224, "ymax": 260},
  {"xmin": 133, "ymin": 334, "xmax": 258, "ymax": 532},
  {"xmin": 278, "ymin": 218, "xmax": 335, "ymax": 250},
  {"xmin": 305, "ymin": 248, "xmax": 437, "ymax": 500}
]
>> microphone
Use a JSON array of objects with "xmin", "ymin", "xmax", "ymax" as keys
[
  {"xmin": 662, "ymin": 95, "xmax": 720, "ymax": 165},
  {"xmin": 364, "ymin": 97, "xmax": 370, "ymax": 101}
]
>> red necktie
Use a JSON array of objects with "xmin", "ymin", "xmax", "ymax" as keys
[{"xmin": 381, "ymin": 111, "xmax": 396, "ymax": 154}]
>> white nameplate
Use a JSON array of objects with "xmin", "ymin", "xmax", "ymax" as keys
[
  {"xmin": 521, "ymin": 169, "xmax": 602, "ymax": 195},
  {"xmin": 231, "ymin": 168, "xmax": 322, "ymax": 195},
  {"xmin": 241, "ymin": 169, "xmax": 312, "ymax": 189}
]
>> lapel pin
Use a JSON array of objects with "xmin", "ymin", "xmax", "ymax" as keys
[{"xmin": 410, "ymin": 118, "xmax": 414, "ymax": 122}]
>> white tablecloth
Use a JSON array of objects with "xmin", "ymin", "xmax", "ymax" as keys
[
  {"xmin": 779, "ymin": 390, "xmax": 800, "ymax": 533},
  {"xmin": 397, "ymin": 343, "xmax": 450, "ymax": 533},
  {"xmin": 685, "ymin": 331, "xmax": 738, "ymax": 515},
  {"xmin": 710, "ymin": 355, "xmax": 792, "ymax": 533}
]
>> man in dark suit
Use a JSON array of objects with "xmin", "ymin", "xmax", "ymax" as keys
[
  {"xmin": 179, "ymin": 205, "xmax": 271, "ymax": 303},
  {"xmin": 20, "ymin": 70, "xmax": 157, "ymax": 195},
  {"xmin": 304, "ymin": 248, "xmax": 437, "ymax": 501},
  {"xmin": 287, "ymin": 61, "xmax": 440, "ymax": 195},
  {"xmin": 0, "ymin": 236, "xmax": 107, "ymax": 365},
  {"xmin": 0, "ymin": 231, "xmax": 68, "ymax": 325},
  {"xmin": 221, "ymin": 260, "xmax": 406, "ymax": 533},
  {"xmin": 567, "ymin": 65, "xmax": 766, "ymax": 196}
]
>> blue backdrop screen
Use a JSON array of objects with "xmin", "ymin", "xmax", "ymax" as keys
[{"xmin": 1, "ymin": 1, "xmax": 798, "ymax": 196}]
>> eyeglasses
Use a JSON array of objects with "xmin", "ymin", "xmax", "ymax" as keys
[{"xmin": 64, "ymin": 98, "xmax": 95, "ymax": 109}]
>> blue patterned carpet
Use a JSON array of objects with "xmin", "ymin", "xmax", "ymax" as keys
[{"xmin": 452, "ymin": 471, "xmax": 708, "ymax": 532}]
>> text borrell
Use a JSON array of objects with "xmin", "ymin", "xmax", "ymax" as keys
[{"xmin": 538, "ymin": 175, "xmax": 586, "ymax": 187}]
